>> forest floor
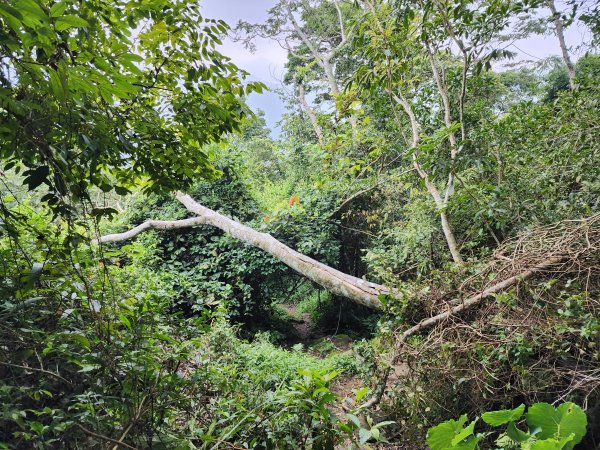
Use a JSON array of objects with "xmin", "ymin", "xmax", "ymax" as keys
[
  {"xmin": 278, "ymin": 304, "xmax": 423, "ymax": 450},
  {"xmin": 279, "ymin": 303, "xmax": 314, "ymax": 342},
  {"xmin": 279, "ymin": 304, "xmax": 365, "ymax": 411}
]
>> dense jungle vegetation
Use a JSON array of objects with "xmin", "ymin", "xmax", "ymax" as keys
[{"xmin": 1, "ymin": 0, "xmax": 599, "ymax": 448}]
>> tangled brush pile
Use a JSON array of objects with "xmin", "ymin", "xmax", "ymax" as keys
[{"xmin": 373, "ymin": 215, "xmax": 600, "ymax": 445}]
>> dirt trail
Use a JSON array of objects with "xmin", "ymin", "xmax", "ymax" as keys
[
  {"xmin": 279, "ymin": 303, "xmax": 314, "ymax": 342},
  {"xmin": 277, "ymin": 304, "xmax": 418, "ymax": 448},
  {"xmin": 279, "ymin": 303, "xmax": 362, "ymax": 405}
]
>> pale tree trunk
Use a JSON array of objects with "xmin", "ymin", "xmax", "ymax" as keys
[
  {"xmin": 439, "ymin": 210, "xmax": 463, "ymax": 264},
  {"xmin": 393, "ymin": 92, "xmax": 464, "ymax": 264},
  {"xmin": 97, "ymin": 192, "xmax": 392, "ymax": 310},
  {"xmin": 547, "ymin": 0, "xmax": 576, "ymax": 88},
  {"xmin": 296, "ymin": 81, "xmax": 325, "ymax": 146}
]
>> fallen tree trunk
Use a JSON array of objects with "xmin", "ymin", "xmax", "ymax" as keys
[{"xmin": 97, "ymin": 191, "xmax": 393, "ymax": 310}]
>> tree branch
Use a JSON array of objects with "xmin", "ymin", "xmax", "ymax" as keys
[
  {"xmin": 75, "ymin": 424, "xmax": 138, "ymax": 450},
  {"xmin": 96, "ymin": 218, "xmax": 207, "ymax": 244}
]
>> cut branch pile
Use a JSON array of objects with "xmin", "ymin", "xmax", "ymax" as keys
[
  {"xmin": 467, "ymin": 213, "xmax": 600, "ymax": 298},
  {"xmin": 362, "ymin": 214, "xmax": 600, "ymax": 408}
]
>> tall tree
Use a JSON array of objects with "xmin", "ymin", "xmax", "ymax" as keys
[
  {"xmin": 237, "ymin": 0, "xmax": 358, "ymax": 143},
  {"xmin": 351, "ymin": 0, "xmax": 523, "ymax": 263},
  {"xmin": 546, "ymin": 0, "xmax": 576, "ymax": 87}
]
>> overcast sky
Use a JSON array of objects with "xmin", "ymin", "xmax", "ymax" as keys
[{"xmin": 201, "ymin": 0, "xmax": 590, "ymax": 136}]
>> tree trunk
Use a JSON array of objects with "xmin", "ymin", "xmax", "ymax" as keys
[
  {"xmin": 296, "ymin": 81, "xmax": 325, "ymax": 146},
  {"xmin": 392, "ymin": 92, "xmax": 464, "ymax": 264},
  {"xmin": 97, "ymin": 192, "xmax": 393, "ymax": 310},
  {"xmin": 547, "ymin": 0, "xmax": 576, "ymax": 88},
  {"xmin": 440, "ymin": 210, "xmax": 464, "ymax": 265}
]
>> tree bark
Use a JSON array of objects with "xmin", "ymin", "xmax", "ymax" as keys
[
  {"xmin": 97, "ymin": 192, "xmax": 393, "ymax": 310},
  {"xmin": 296, "ymin": 80, "xmax": 325, "ymax": 146},
  {"xmin": 392, "ymin": 92, "xmax": 464, "ymax": 264},
  {"xmin": 547, "ymin": 0, "xmax": 576, "ymax": 89}
]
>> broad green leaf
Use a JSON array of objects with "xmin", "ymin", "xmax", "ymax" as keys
[
  {"xmin": 371, "ymin": 426, "xmax": 380, "ymax": 441},
  {"xmin": 482, "ymin": 404, "xmax": 525, "ymax": 426},
  {"xmin": 48, "ymin": 68, "xmax": 64, "ymax": 99},
  {"xmin": 0, "ymin": 3, "xmax": 23, "ymax": 20},
  {"xmin": 372, "ymin": 421, "xmax": 396, "ymax": 429},
  {"xmin": 345, "ymin": 413, "xmax": 361, "ymax": 428},
  {"xmin": 24, "ymin": 166, "xmax": 50, "ymax": 191},
  {"xmin": 119, "ymin": 314, "xmax": 132, "ymax": 330},
  {"xmin": 359, "ymin": 428, "xmax": 371, "ymax": 444},
  {"xmin": 49, "ymin": 2, "xmax": 68, "ymax": 17},
  {"xmin": 451, "ymin": 420, "xmax": 477, "ymax": 446},
  {"xmin": 526, "ymin": 403, "xmax": 587, "ymax": 450},
  {"xmin": 445, "ymin": 435, "xmax": 482, "ymax": 450},
  {"xmin": 29, "ymin": 421, "xmax": 46, "ymax": 433},
  {"xmin": 70, "ymin": 333, "xmax": 90, "ymax": 350},
  {"xmin": 154, "ymin": 333, "xmax": 177, "ymax": 344},
  {"xmin": 15, "ymin": 0, "xmax": 45, "ymax": 21},
  {"xmin": 77, "ymin": 363, "xmax": 100, "ymax": 373},
  {"xmin": 354, "ymin": 386, "xmax": 369, "ymax": 403},
  {"xmin": 427, "ymin": 415, "xmax": 468, "ymax": 450},
  {"xmin": 530, "ymin": 435, "xmax": 574, "ymax": 450},
  {"xmin": 0, "ymin": 3, "xmax": 24, "ymax": 32}
]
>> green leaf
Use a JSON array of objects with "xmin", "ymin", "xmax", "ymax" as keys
[
  {"xmin": 15, "ymin": 0, "xmax": 45, "ymax": 21},
  {"xmin": 49, "ymin": 2, "xmax": 68, "ymax": 17},
  {"xmin": 372, "ymin": 421, "xmax": 396, "ymax": 429},
  {"xmin": 506, "ymin": 421, "xmax": 530, "ymax": 442},
  {"xmin": 55, "ymin": 15, "xmax": 89, "ymax": 31},
  {"xmin": 345, "ymin": 413, "xmax": 361, "ymax": 428},
  {"xmin": 427, "ymin": 415, "xmax": 469, "ymax": 450},
  {"xmin": 0, "ymin": 3, "xmax": 24, "ymax": 32},
  {"xmin": 359, "ymin": 428, "xmax": 371, "ymax": 444},
  {"xmin": 119, "ymin": 314, "xmax": 132, "ymax": 330},
  {"xmin": 0, "ymin": 3, "xmax": 23, "ymax": 20},
  {"xmin": 451, "ymin": 420, "xmax": 477, "ymax": 445},
  {"xmin": 322, "ymin": 370, "xmax": 339, "ymax": 382},
  {"xmin": 371, "ymin": 426, "xmax": 381, "ymax": 441},
  {"xmin": 445, "ymin": 435, "xmax": 482, "ymax": 450},
  {"xmin": 530, "ymin": 435, "xmax": 574, "ymax": 450},
  {"xmin": 482, "ymin": 404, "xmax": 525, "ymax": 426},
  {"xmin": 526, "ymin": 403, "xmax": 587, "ymax": 450},
  {"xmin": 154, "ymin": 333, "xmax": 177, "ymax": 344},
  {"xmin": 114, "ymin": 186, "xmax": 130, "ymax": 196},
  {"xmin": 29, "ymin": 421, "xmax": 45, "ymax": 433},
  {"xmin": 354, "ymin": 386, "xmax": 369, "ymax": 403},
  {"xmin": 70, "ymin": 333, "xmax": 90, "ymax": 350},
  {"xmin": 48, "ymin": 68, "xmax": 64, "ymax": 99},
  {"xmin": 23, "ymin": 165, "xmax": 49, "ymax": 191},
  {"xmin": 77, "ymin": 363, "xmax": 100, "ymax": 373}
]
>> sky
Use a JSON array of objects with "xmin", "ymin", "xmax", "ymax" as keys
[
  {"xmin": 200, "ymin": 0, "xmax": 590, "ymax": 136},
  {"xmin": 201, "ymin": 0, "xmax": 287, "ymax": 135}
]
